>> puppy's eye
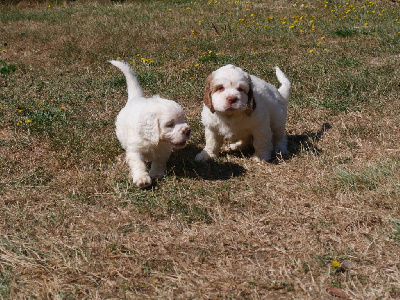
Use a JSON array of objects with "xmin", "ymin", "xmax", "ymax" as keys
[
  {"xmin": 166, "ymin": 122, "xmax": 174, "ymax": 128},
  {"xmin": 238, "ymin": 87, "xmax": 245, "ymax": 93},
  {"xmin": 216, "ymin": 86, "xmax": 224, "ymax": 92}
]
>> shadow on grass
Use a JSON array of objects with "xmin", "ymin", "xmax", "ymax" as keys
[
  {"xmin": 168, "ymin": 143, "xmax": 246, "ymax": 180},
  {"xmin": 286, "ymin": 122, "xmax": 332, "ymax": 159},
  {"xmin": 166, "ymin": 123, "xmax": 332, "ymax": 180}
]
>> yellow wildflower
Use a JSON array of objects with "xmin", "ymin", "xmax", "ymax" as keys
[{"xmin": 332, "ymin": 260, "xmax": 340, "ymax": 268}]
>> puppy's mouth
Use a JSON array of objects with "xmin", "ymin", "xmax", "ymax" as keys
[
  {"xmin": 222, "ymin": 102, "xmax": 244, "ymax": 112},
  {"xmin": 218, "ymin": 106, "xmax": 242, "ymax": 113},
  {"xmin": 172, "ymin": 140, "xmax": 187, "ymax": 148}
]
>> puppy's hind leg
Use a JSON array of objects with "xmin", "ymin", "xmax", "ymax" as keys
[
  {"xmin": 271, "ymin": 124, "xmax": 288, "ymax": 156},
  {"xmin": 125, "ymin": 151, "xmax": 152, "ymax": 188}
]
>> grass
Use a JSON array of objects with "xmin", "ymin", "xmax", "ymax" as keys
[{"xmin": 0, "ymin": 0, "xmax": 399, "ymax": 298}]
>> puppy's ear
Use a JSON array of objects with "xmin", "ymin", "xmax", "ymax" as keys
[
  {"xmin": 245, "ymin": 75, "xmax": 256, "ymax": 116},
  {"xmin": 203, "ymin": 74, "xmax": 215, "ymax": 113},
  {"xmin": 138, "ymin": 113, "xmax": 159, "ymax": 145}
]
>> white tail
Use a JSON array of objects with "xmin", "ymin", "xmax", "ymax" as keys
[
  {"xmin": 274, "ymin": 66, "xmax": 291, "ymax": 102},
  {"xmin": 109, "ymin": 60, "xmax": 144, "ymax": 99}
]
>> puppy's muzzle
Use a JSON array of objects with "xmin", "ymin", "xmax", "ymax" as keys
[{"xmin": 226, "ymin": 95, "xmax": 238, "ymax": 104}]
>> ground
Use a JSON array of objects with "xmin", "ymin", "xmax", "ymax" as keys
[{"xmin": 0, "ymin": 0, "xmax": 399, "ymax": 298}]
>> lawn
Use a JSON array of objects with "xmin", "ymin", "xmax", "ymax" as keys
[{"xmin": 0, "ymin": 0, "xmax": 399, "ymax": 298}]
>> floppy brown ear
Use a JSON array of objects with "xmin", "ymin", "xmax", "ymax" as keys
[
  {"xmin": 203, "ymin": 74, "xmax": 215, "ymax": 113},
  {"xmin": 246, "ymin": 75, "xmax": 256, "ymax": 116}
]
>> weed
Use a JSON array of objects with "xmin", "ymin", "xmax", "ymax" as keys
[
  {"xmin": 334, "ymin": 28, "xmax": 358, "ymax": 38},
  {"xmin": 0, "ymin": 60, "xmax": 15, "ymax": 76}
]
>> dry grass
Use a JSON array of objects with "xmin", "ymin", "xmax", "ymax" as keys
[{"xmin": 1, "ymin": 0, "xmax": 399, "ymax": 298}]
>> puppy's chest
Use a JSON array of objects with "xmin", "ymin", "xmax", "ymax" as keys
[
  {"xmin": 142, "ymin": 144, "xmax": 173, "ymax": 162},
  {"xmin": 214, "ymin": 116, "xmax": 252, "ymax": 139}
]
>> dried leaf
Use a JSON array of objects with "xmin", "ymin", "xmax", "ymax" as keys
[{"xmin": 328, "ymin": 287, "xmax": 350, "ymax": 299}]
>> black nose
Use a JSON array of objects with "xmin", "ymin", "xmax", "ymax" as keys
[{"xmin": 184, "ymin": 128, "xmax": 191, "ymax": 137}]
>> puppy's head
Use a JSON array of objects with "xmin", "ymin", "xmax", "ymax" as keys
[
  {"xmin": 203, "ymin": 64, "xmax": 255, "ymax": 115},
  {"xmin": 139, "ymin": 98, "xmax": 191, "ymax": 148}
]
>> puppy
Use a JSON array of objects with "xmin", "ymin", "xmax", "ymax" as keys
[
  {"xmin": 110, "ymin": 60, "xmax": 191, "ymax": 188},
  {"xmin": 195, "ymin": 64, "xmax": 291, "ymax": 162}
]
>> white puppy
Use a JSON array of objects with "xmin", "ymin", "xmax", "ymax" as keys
[
  {"xmin": 110, "ymin": 60, "xmax": 191, "ymax": 188},
  {"xmin": 195, "ymin": 64, "xmax": 291, "ymax": 162}
]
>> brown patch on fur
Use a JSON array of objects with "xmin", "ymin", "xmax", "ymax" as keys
[
  {"xmin": 203, "ymin": 74, "xmax": 215, "ymax": 113},
  {"xmin": 245, "ymin": 75, "xmax": 256, "ymax": 116}
]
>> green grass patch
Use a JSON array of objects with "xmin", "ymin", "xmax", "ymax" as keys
[
  {"xmin": 334, "ymin": 160, "xmax": 398, "ymax": 192},
  {"xmin": 0, "ymin": 60, "xmax": 16, "ymax": 76}
]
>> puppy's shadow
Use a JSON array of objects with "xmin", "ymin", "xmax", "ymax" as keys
[
  {"xmin": 168, "ymin": 144, "xmax": 246, "ymax": 180},
  {"xmin": 166, "ymin": 123, "xmax": 331, "ymax": 182},
  {"xmin": 188, "ymin": 122, "xmax": 332, "ymax": 164},
  {"xmin": 286, "ymin": 122, "xmax": 332, "ymax": 159}
]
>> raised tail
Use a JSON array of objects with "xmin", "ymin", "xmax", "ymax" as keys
[
  {"xmin": 109, "ymin": 60, "xmax": 144, "ymax": 99},
  {"xmin": 274, "ymin": 66, "xmax": 291, "ymax": 102}
]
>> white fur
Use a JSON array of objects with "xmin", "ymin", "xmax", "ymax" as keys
[
  {"xmin": 195, "ymin": 64, "xmax": 291, "ymax": 162},
  {"xmin": 110, "ymin": 60, "xmax": 191, "ymax": 188}
]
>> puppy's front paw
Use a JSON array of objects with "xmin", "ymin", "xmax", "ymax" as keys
[
  {"xmin": 195, "ymin": 150, "xmax": 217, "ymax": 162},
  {"xmin": 132, "ymin": 173, "xmax": 152, "ymax": 188},
  {"xmin": 251, "ymin": 153, "xmax": 271, "ymax": 162}
]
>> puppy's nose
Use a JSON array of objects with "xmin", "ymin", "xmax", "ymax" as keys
[
  {"xmin": 183, "ymin": 127, "xmax": 191, "ymax": 137},
  {"xmin": 226, "ymin": 96, "xmax": 238, "ymax": 104}
]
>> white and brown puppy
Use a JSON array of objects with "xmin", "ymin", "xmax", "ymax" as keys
[
  {"xmin": 110, "ymin": 60, "xmax": 191, "ymax": 188},
  {"xmin": 195, "ymin": 64, "xmax": 291, "ymax": 162}
]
